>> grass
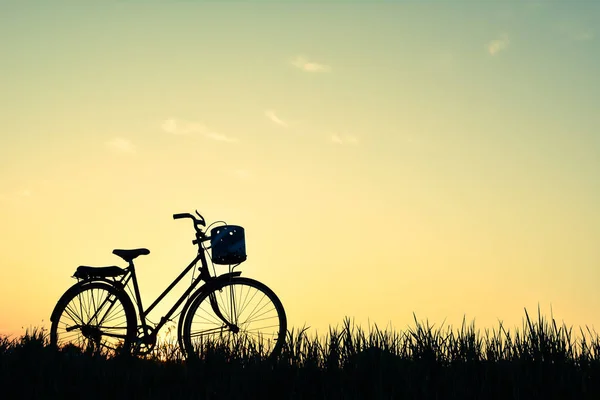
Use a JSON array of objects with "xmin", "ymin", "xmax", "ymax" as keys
[{"xmin": 2, "ymin": 307, "xmax": 600, "ymax": 399}]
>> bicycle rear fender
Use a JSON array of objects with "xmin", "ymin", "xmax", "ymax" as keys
[{"xmin": 49, "ymin": 279, "xmax": 129, "ymax": 323}]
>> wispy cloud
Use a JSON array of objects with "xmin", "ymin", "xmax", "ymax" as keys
[
  {"xmin": 205, "ymin": 132, "xmax": 237, "ymax": 143},
  {"xmin": 331, "ymin": 134, "xmax": 343, "ymax": 144},
  {"xmin": 107, "ymin": 137, "xmax": 136, "ymax": 154},
  {"xmin": 162, "ymin": 118, "xmax": 206, "ymax": 135},
  {"xmin": 330, "ymin": 134, "xmax": 359, "ymax": 146},
  {"xmin": 161, "ymin": 118, "xmax": 179, "ymax": 134},
  {"xmin": 162, "ymin": 118, "xmax": 237, "ymax": 142},
  {"xmin": 291, "ymin": 56, "xmax": 331, "ymax": 72},
  {"xmin": 487, "ymin": 34, "xmax": 510, "ymax": 56},
  {"xmin": 265, "ymin": 110, "xmax": 288, "ymax": 128}
]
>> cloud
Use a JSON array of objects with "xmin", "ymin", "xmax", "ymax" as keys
[
  {"xmin": 162, "ymin": 118, "xmax": 179, "ymax": 134},
  {"xmin": 205, "ymin": 132, "xmax": 237, "ymax": 143},
  {"xmin": 162, "ymin": 118, "xmax": 205, "ymax": 135},
  {"xmin": 107, "ymin": 137, "xmax": 136, "ymax": 154},
  {"xmin": 291, "ymin": 56, "xmax": 331, "ymax": 72},
  {"xmin": 487, "ymin": 35, "xmax": 509, "ymax": 55},
  {"xmin": 331, "ymin": 134, "xmax": 343, "ymax": 144},
  {"xmin": 265, "ymin": 110, "xmax": 288, "ymax": 127},
  {"xmin": 162, "ymin": 118, "xmax": 237, "ymax": 142},
  {"xmin": 330, "ymin": 134, "xmax": 359, "ymax": 145}
]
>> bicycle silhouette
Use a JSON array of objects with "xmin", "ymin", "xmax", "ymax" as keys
[{"xmin": 49, "ymin": 210, "xmax": 287, "ymax": 361}]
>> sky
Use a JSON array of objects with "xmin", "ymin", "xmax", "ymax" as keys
[{"xmin": 1, "ymin": 0, "xmax": 599, "ymax": 340}]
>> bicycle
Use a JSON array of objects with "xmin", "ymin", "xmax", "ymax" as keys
[{"xmin": 49, "ymin": 210, "xmax": 287, "ymax": 361}]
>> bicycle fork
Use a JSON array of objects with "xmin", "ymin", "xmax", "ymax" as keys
[{"xmin": 208, "ymin": 292, "xmax": 239, "ymax": 334}]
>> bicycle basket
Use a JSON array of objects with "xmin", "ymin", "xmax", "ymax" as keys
[{"xmin": 210, "ymin": 225, "xmax": 247, "ymax": 265}]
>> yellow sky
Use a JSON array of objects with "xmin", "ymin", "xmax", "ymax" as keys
[{"xmin": 1, "ymin": 1, "xmax": 599, "ymax": 339}]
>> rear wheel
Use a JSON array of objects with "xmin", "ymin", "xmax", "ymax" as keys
[
  {"xmin": 182, "ymin": 277, "xmax": 286, "ymax": 361},
  {"xmin": 50, "ymin": 281, "xmax": 136, "ymax": 357}
]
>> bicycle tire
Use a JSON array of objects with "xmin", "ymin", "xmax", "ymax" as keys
[
  {"xmin": 182, "ymin": 277, "xmax": 287, "ymax": 361},
  {"xmin": 50, "ymin": 281, "xmax": 137, "ymax": 357}
]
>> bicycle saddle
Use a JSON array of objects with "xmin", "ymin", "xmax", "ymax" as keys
[{"xmin": 113, "ymin": 248, "xmax": 150, "ymax": 262}]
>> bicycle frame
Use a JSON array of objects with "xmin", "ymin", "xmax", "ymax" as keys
[{"xmin": 86, "ymin": 234, "xmax": 241, "ymax": 343}]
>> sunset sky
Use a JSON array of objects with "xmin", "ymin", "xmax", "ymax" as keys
[{"xmin": 1, "ymin": 1, "xmax": 599, "ymax": 339}]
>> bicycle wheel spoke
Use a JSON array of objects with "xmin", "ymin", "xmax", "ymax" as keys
[
  {"xmin": 64, "ymin": 304, "xmax": 85, "ymax": 326},
  {"xmin": 236, "ymin": 287, "xmax": 260, "ymax": 318},
  {"xmin": 241, "ymin": 296, "xmax": 271, "ymax": 325},
  {"xmin": 90, "ymin": 289, "xmax": 100, "ymax": 325},
  {"xmin": 243, "ymin": 324, "xmax": 281, "ymax": 334},
  {"xmin": 90, "ymin": 289, "xmax": 117, "ymax": 327},
  {"xmin": 243, "ymin": 306, "xmax": 277, "ymax": 326},
  {"xmin": 193, "ymin": 306, "xmax": 228, "ymax": 326},
  {"xmin": 241, "ymin": 313, "xmax": 278, "ymax": 327},
  {"xmin": 188, "ymin": 326, "xmax": 228, "ymax": 338}
]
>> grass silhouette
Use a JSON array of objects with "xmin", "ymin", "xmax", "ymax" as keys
[{"xmin": 1, "ymin": 307, "xmax": 600, "ymax": 399}]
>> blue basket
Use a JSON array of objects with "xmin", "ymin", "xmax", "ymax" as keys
[{"xmin": 210, "ymin": 225, "xmax": 247, "ymax": 265}]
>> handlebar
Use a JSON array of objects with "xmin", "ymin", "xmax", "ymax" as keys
[
  {"xmin": 173, "ymin": 210, "xmax": 206, "ymax": 228},
  {"xmin": 174, "ymin": 210, "xmax": 208, "ymax": 246}
]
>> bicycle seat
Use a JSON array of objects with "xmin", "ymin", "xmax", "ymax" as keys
[
  {"xmin": 74, "ymin": 266, "xmax": 126, "ymax": 279},
  {"xmin": 113, "ymin": 248, "xmax": 150, "ymax": 262}
]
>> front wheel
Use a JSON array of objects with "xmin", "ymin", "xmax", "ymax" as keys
[
  {"xmin": 182, "ymin": 277, "xmax": 286, "ymax": 361},
  {"xmin": 50, "ymin": 281, "xmax": 136, "ymax": 357}
]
